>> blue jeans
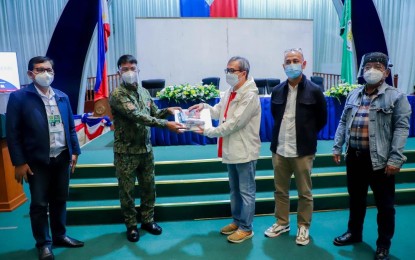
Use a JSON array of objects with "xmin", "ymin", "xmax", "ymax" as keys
[{"xmin": 226, "ymin": 160, "xmax": 257, "ymax": 231}]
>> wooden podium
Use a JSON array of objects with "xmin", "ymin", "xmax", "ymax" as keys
[{"xmin": 0, "ymin": 114, "xmax": 27, "ymax": 211}]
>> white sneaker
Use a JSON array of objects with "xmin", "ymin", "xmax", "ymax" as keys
[
  {"xmin": 264, "ymin": 223, "xmax": 290, "ymax": 238},
  {"xmin": 296, "ymin": 226, "xmax": 310, "ymax": 246}
]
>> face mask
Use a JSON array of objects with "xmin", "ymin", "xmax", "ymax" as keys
[
  {"xmin": 226, "ymin": 73, "xmax": 239, "ymax": 87},
  {"xmin": 122, "ymin": 71, "xmax": 138, "ymax": 85},
  {"xmin": 363, "ymin": 68, "xmax": 384, "ymax": 84},
  {"xmin": 34, "ymin": 72, "xmax": 54, "ymax": 88},
  {"xmin": 284, "ymin": 63, "xmax": 303, "ymax": 79}
]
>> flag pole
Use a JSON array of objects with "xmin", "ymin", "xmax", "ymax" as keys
[{"xmin": 93, "ymin": 0, "xmax": 112, "ymax": 119}]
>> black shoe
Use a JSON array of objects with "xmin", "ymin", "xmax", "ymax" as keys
[
  {"xmin": 53, "ymin": 236, "xmax": 84, "ymax": 248},
  {"xmin": 141, "ymin": 222, "xmax": 162, "ymax": 235},
  {"xmin": 127, "ymin": 226, "xmax": 140, "ymax": 242},
  {"xmin": 333, "ymin": 232, "xmax": 362, "ymax": 246},
  {"xmin": 38, "ymin": 246, "xmax": 54, "ymax": 260},
  {"xmin": 375, "ymin": 247, "xmax": 390, "ymax": 260}
]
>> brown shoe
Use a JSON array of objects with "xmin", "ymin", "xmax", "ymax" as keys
[
  {"xmin": 227, "ymin": 229, "xmax": 254, "ymax": 243},
  {"xmin": 220, "ymin": 223, "xmax": 238, "ymax": 235}
]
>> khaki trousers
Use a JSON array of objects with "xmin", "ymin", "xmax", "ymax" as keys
[{"xmin": 272, "ymin": 153, "xmax": 314, "ymax": 228}]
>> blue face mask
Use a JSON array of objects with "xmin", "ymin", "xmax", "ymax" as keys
[{"xmin": 284, "ymin": 63, "xmax": 303, "ymax": 79}]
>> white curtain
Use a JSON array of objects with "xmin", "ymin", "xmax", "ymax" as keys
[
  {"xmin": 373, "ymin": 0, "xmax": 415, "ymax": 93},
  {"xmin": 239, "ymin": 0, "xmax": 343, "ymax": 75},
  {"xmin": 84, "ymin": 0, "xmax": 181, "ymax": 77},
  {"xmin": 0, "ymin": 0, "xmax": 68, "ymax": 85},
  {"xmin": 0, "ymin": 0, "xmax": 413, "ymax": 93}
]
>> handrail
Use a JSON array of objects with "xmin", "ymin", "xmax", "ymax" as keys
[{"xmin": 85, "ymin": 74, "xmax": 120, "ymax": 101}]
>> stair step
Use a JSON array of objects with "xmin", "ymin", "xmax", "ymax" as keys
[
  {"xmin": 67, "ymin": 170, "xmax": 415, "ymax": 200},
  {"xmin": 73, "ymin": 153, "xmax": 415, "ymax": 179},
  {"xmin": 68, "ymin": 182, "xmax": 415, "ymax": 206},
  {"xmin": 69, "ymin": 166, "xmax": 347, "ymax": 185},
  {"xmin": 66, "ymin": 183, "xmax": 415, "ymax": 225},
  {"xmin": 68, "ymin": 135, "xmax": 415, "ymax": 225}
]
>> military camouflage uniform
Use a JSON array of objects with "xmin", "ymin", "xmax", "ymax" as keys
[{"xmin": 109, "ymin": 82, "xmax": 170, "ymax": 228}]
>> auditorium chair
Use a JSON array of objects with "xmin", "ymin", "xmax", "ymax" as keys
[
  {"xmin": 266, "ymin": 78, "xmax": 280, "ymax": 94},
  {"xmin": 202, "ymin": 77, "xmax": 220, "ymax": 89},
  {"xmin": 254, "ymin": 78, "xmax": 268, "ymax": 95},
  {"xmin": 141, "ymin": 79, "xmax": 165, "ymax": 97},
  {"xmin": 310, "ymin": 76, "xmax": 325, "ymax": 92}
]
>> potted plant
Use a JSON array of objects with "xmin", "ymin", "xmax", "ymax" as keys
[{"xmin": 156, "ymin": 83, "xmax": 220, "ymax": 107}]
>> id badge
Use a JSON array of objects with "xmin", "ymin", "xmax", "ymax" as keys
[{"xmin": 48, "ymin": 114, "xmax": 62, "ymax": 133}]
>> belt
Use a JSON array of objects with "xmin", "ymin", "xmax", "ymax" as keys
[{"xmin": 348, "ymin": 147, "xmax": 370, "ymax": 157}]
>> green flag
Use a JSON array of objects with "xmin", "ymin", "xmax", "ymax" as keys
[{"xmin": 340, "ymin": 0, "xmax": 355, "ymax": 84}]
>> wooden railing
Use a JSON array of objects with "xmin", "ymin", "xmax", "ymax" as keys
[
  {"xmin": 85, "ymin": 74, "xmax": 120, "ymax": 102},
  {"xmin": 312, "ymin": 72, "xmax": 341, "ymax": 91}
]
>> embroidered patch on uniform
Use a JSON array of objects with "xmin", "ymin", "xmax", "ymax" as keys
[{"xmin": 127, "ymin": 103, "xmax": 136, "ymax": 110}]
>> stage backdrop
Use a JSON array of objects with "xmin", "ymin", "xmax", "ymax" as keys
[{"xmin": 135, "ymin": 18, "xmax": 313, "ymax": 91}]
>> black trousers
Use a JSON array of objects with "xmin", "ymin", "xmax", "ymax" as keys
[
  {"xmin": 27, "ymin": 149, "xmax": 70, "ymax": 248},
  {"xmin": 346, "ymin": 147, "xmax": 395, "ymax": 249}
]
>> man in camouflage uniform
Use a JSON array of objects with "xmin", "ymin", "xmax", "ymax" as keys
[{"xmin": 109, "ymin": 54, "xmax": 183, "ymax": 243}]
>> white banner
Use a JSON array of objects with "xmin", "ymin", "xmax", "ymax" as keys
[{"xmin": 0, "ymin": 52, "xmax": 20, "ymax": 92}]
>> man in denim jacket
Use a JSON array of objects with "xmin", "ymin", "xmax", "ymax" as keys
[{"xmin": 332, "ymin": 52, "xmax": 411, "ymax": 260}]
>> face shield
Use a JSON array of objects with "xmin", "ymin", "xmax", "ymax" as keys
[{"xmin": 357, "ymin": 52, "xmax": 392, "ymax": 78}]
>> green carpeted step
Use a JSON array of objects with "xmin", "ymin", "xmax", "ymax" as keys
[
  {"xmin": 74, "ymin": 155, "xmax": 345, "ymax": 177},
  {"xmin": 74, "ymin": 151, "xmax": 415, "ymax": 179},
  {"xmin": 69, "ymin": 166, "xmax": 347, "ymax": 185},
  {"xmin": 67, "ymin": 183, "xmax": 415, "ymax": 209},
  {"xmin": 69, "ymin": 133, "xmax": 415, "ymax": 225},
  {"xmin": 68, "ymin": 169, "xmax": 415, "ymax": 201},
  {"xmin": 66, "ymin": 183, "xmax": 415, "ymax": 225}
]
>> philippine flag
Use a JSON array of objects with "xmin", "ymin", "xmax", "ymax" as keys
[
  {"xmin": 94, "ymin": 0, "xmax": 111, "ymax": 101},
  {"xmin": 180, "ymin": 0, "xmax": 238, "ymax": 17}
]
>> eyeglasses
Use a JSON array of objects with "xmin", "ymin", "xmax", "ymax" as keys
[
  {"xmin": 364, "ymin": 63, "xmax": 385, "ymax": 71},
  {"xmin": 32, "ymin": 67, "xmax": 54, "ymax": 74},
  {"xmin": 119, "ymin": 66, "xmax": 140, "ymax": 73},
  {"xmin": 284, "ymin": 48, "xmax": 303, "ymax": 55},
  {"xmin": 224, "ymin": 68, "xmax": 243, "ymax": 74}
]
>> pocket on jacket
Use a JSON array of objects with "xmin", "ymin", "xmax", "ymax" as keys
[{"xmin": 225, "ymin": 132, "xmax": 247, "ymax": 161}]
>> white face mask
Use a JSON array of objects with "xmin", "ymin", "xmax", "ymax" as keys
[
  {"xmin": 34, "ymin": 72, "xmax": 54, "ymax": 88},
  {"xmin": 122, "ymin": 71, "xmax": 138, "ymax": 85},
  {"xmin": 363, "ymin": 68, "xmax": 384, "ymax": 84},
  {"xmin": 226, "ymin": 73, "xmax": 239, "ymax": 87}
]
